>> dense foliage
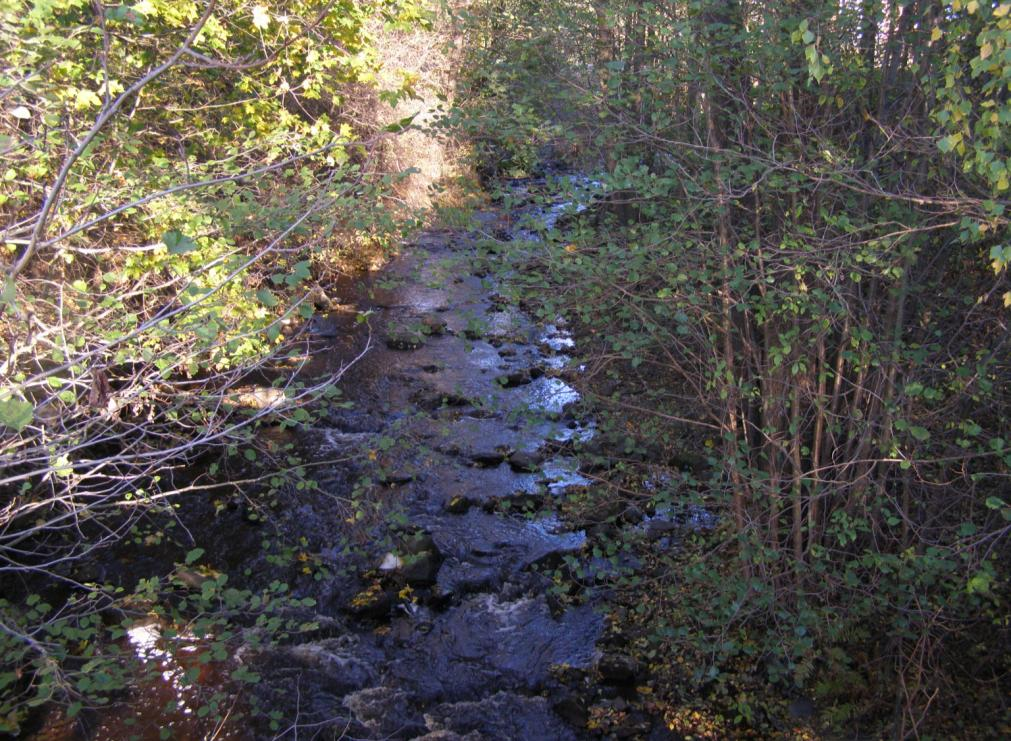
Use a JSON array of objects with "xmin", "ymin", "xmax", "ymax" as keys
[
  {"xmin": 0, "ymin": 0, "xmax": 428, "ymax": 732},
  {"xmin": 449, "ymin": 0, "xmax": 1010, "ymax": 736},
  {"xmin": 3, "ymin": 0, "xmax": 1008, "ymax": 735}
]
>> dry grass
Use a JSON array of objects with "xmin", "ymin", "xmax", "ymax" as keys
[{"xmin": 336, "ymin": 11, "xmax": 471, "ymax": 214}]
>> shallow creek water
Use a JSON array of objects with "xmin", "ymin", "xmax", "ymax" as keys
[{"xmin": 253, "ymin": 205, "xmax": 608, "ymax": 739}]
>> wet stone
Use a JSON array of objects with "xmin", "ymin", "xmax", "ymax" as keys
[
  {"xmin": 541, "ymin": 456, "xmax": 592, "ymax": 495},
  {"xmin": 470, "ymin": 448, "xmax": 509, "ymax": 467},
  {"xmin": 445, "ymin": 496, "xmax": 473, "ymax": 514},
  {"xmin": 420, "ymin": 461, "xmax": 542, "ymax": 510},
  {"xmin": 415, "ymin": 509, "xmax": 586, "ymax": 575},
  {"xmin": 245, "ymin": 199, "xmax": 614, "ymax": 738},
  {"xmin": 597, "ymin": 653, "xmax": 640, "ymax": 683},
  {"xmin": 420, "ymin": 314, "xmax": 449, "ymax": 336},
  {"xmin": 412, "ymin": 390, "xmax": 474, "ymax": 411},
  {"xmin": 307, "ymin": 313, "xmax": 341, "ymax": 337},
  {"xmin": 387, "ymin": 329, "xmax": 425, "ymax": 351},
  {"xmin": 346, "ymin": 582, "xmax": 397, "ymax": 619},
  {"xmin": 553, "ymin": 693, "xmax": 590, "ymax": 727},
  {"xmin": 507, "ymin": 448, "xmax": 545, "ymax": 472},
  {"xmin": 344, "ymin": 686, "xmax": 426, "ymax": 739},
  {"xmin": 400, "ymin": 550, "xmax": 442, "ymax": 586},
  {"xmin": 435, "ymin": 559, "xmax": 501, "ymax": 598},
  {"xmin": 387, "ymin": 593, "xmax": 602, "ymax": 702},
  {"xmin": 282, "ymin": 636, "xmax": 383, "ymax": 695},
  {"xmin": 424, "ymin": 692, "xmax": 578, "ymax": 741},
  {"xmin": 496, "ymin": 369, "xmax": 534, "ymax": 388},
  {"xmin": 516, "ymin": 376, "xmax": 581, "ymax": 415}
]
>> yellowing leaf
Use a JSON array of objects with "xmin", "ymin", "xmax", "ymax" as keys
[
  {"xmin": 930, "ymin": 27, "xmax": 942, "ymax": 42},
  {"xmin": 73, "ymin": 88, "xmax": 102, "ymax": 110},
  {"xmin": 967, "ymin": 0, "xmax": 979, "ymax": 14},
  {"xmin": 995, "ymin": 3, "xmax": 1010, "ymax": 17},
  {"xmin": 53, "ymin": 454, "xmax": 73, "ymax": 478}
]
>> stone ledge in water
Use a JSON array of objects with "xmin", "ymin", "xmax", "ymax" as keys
[
  {"xmin": 279, "ymin": 635, "xmax": 384, "ymax": 695},
  {"xmin": 541, "ymin": 456, "xmax": 592, "ymax": 495},
  {"xmin": 513, "ymin": 376, "xmax": 581, "ymax": 416},
  {"xmin": 415, "ymin": 509, "xmax": 585, "ymax": 574},
  {"xmin": 385, "ymin": 593, "xmax": 602, "ymax": 702},
  {"xmin": 424, "ymin": 691, "xmax": 578, "ymax": 741},
  {"xmin": 413, "ymin": 731, "xmax": 481, "ymax": 741},
  {"xmin": 343, "ymin": 686, "xmax": 427, "ymax": 739},
  {"xmin": 418, "ymin": 313, "xmax": 449, "ymax": 336},
  {"xmin": 507, "ymin": 447, "xmax": 546, "ymax": 472},
  {"xmin": 434, "ymin": 558, "xmax": 502, "ymax": 598}
]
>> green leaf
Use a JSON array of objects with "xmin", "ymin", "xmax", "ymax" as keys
[
  {"xmin": 162, "ymin": 230, "xmax": 198, "ymax": 254},
  {"xmin": 909, "ymin": 426, "xmax": 931, "ymax": 442},
  {"xmin": 53, "ymin": 454, "xmax": 73, "ymax": 478},
  {"xmin": 937, "ymin": 133, "xmax": 962, "ymax": 153},
  {"xmin": 185, "ymin": 547, "xmax": 205, "ymax": 565},
  {"xmin": 967, "ymin": 571, "xmax": 991, "ymax": 594},
  {"xmin": 256, "ymin": 288, "xmax": 278, "ymax": 308},
  {"xmin": 1, "ymin": 277, "xmax": 17, "ymax": 312},
  {"xmin": 106, "ymin": 4, "xmax": 145, "ymax": 25},
  {"xmin": 285, "ymin": 260, "xmax": 312, "ymax": 287},
  {"xmin": 385, "ymin": 113, "xmax": 419, "ymax": 133},
  {"xmin": 985, "ymin": 496, "xmax": 1006, "ymax": 510},
  {"xmin": 0, "ymin": 396, "xmax": 33, "ymax": 432}
]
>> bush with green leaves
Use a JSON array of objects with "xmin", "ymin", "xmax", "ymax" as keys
[
  {"xmin": 0, "ymin": 0, "xmax": 429, "ymax": 732},
  {"xmin": 450, "ymin": 0, "xmax": 1010, "ymax": 735}
]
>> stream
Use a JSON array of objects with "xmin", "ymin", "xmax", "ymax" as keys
[
  {"xmin": 47, "ymin": 177, "xmax": 690, "ymax": 740},
  {"xmin": 257, "ymin": 193, "xmax": 609, "ymax": 739}
]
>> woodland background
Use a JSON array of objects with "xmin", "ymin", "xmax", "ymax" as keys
[{"xmin": 2, "ymin": 0, "xmax": 1009, "ymax": 738}]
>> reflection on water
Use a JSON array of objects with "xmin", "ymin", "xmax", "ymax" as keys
[
  {"xmin": 542, "ymin": 457, "xmax": 592, "ymax": 494},
  {"xmin": 520, "ymin": 377, "xmax": 580, "ymax": 415},
  {"xmin": 539, "ymin": 325, "xmax": 575, "ymax": 352},
  {"xmin": 87, "ymin": 620, "xmax": 247, "ymax": 741},
  {"xmin": 524, "ymin": 513, "xmax": 587, "ymax": 551}
]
